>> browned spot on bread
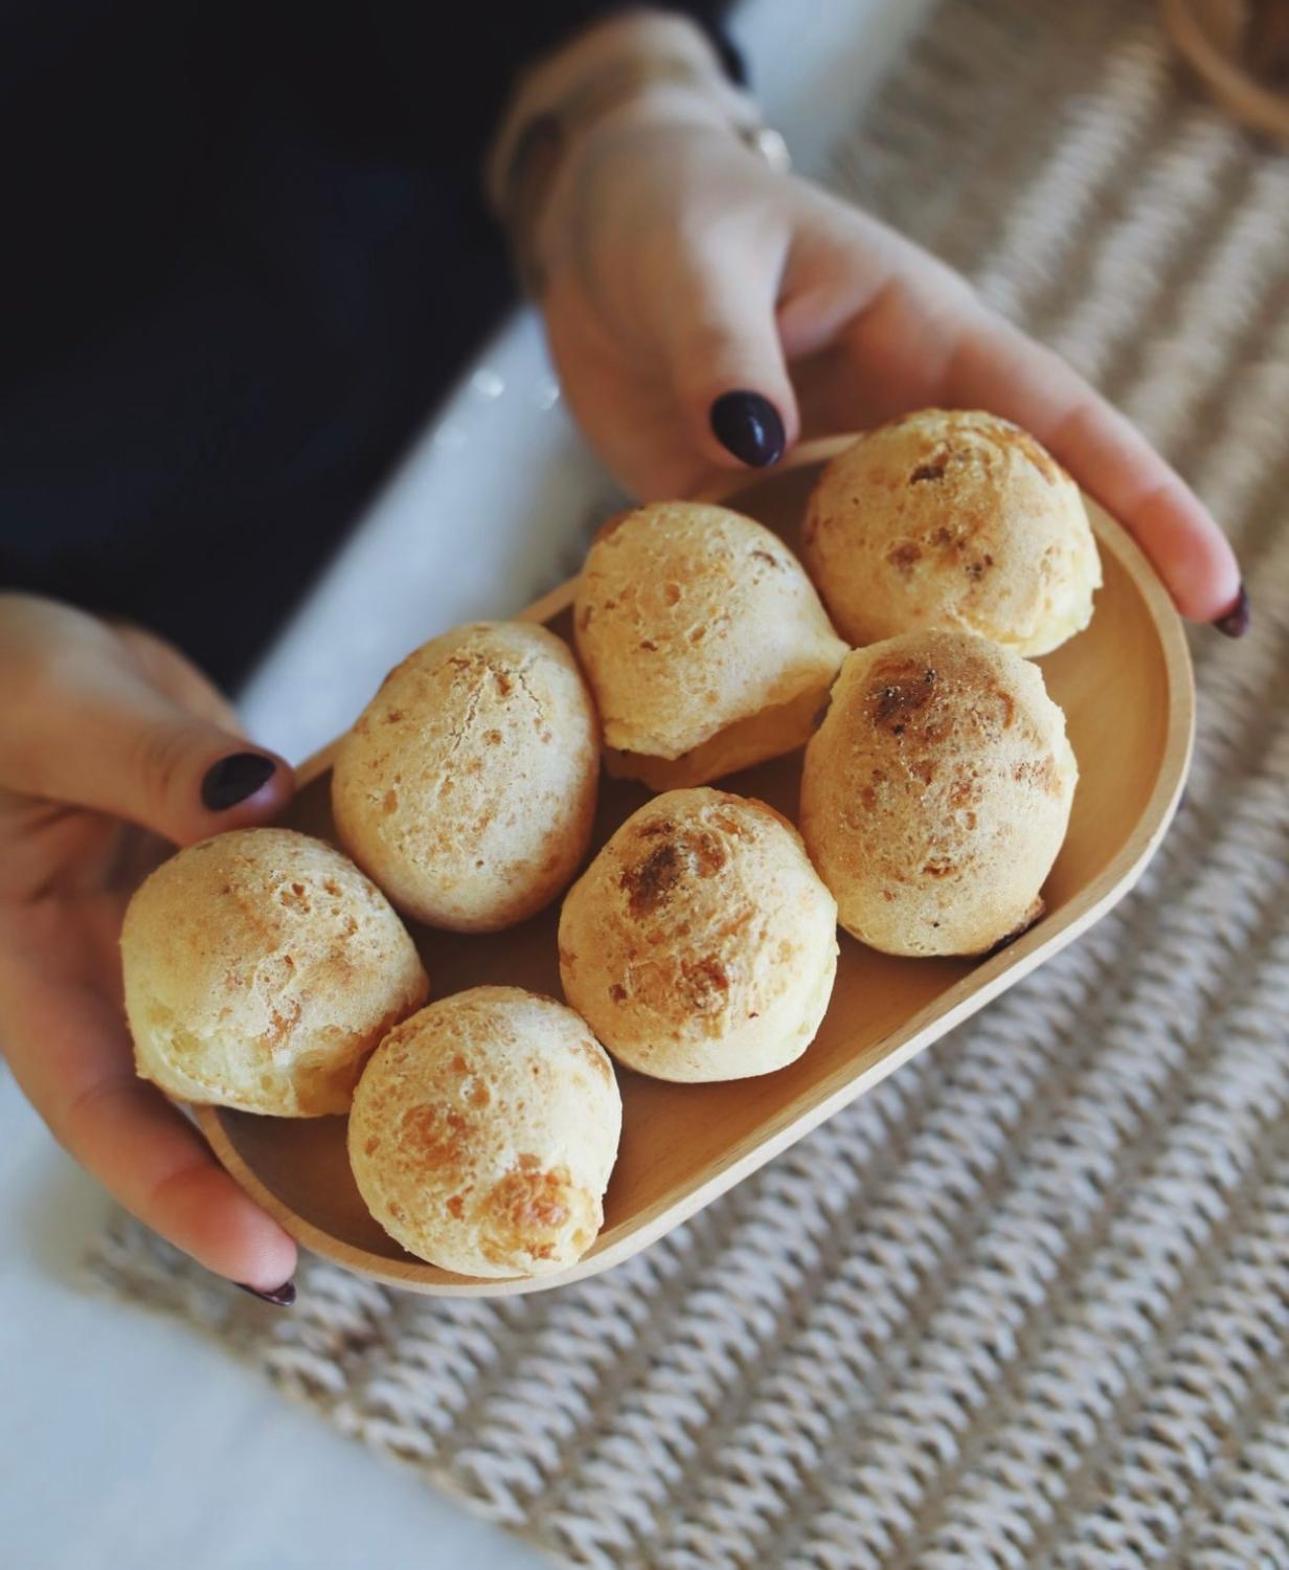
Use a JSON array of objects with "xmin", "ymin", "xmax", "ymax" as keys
[
  {"xmin": 750, "ymin": 549, "xmax": 781, "ymax": 567},
  {"xmin": 1014, "ymin": 755, "xmax": 1062, "ymax": 795},
  {"xmin": 383, "ymin": 788, "xmax": 398, "ymax": 815},
  {"xmin": 710, "ymin": 808, "xmax": 752, "ymax": 837},
  {"xmin": 480, "ymin": 1165, "xmax": 577, "ymax": 1264},
  {"xmin": 621, "ymin": 842, "xmax": 683, "ymax": 916},
  {"xmin": 664, "ymin": 582, "xmax": 682, "ymax": 604},
  {"xmin": 401, "ymin": 1104, "xmax": 470, "ymax": 1170},
  {"xmin": 574, "ymin": 1038, "xmax": 612, "ymax": 1081},
  {"xmin": 494, "ymin": 670, "xmax": 513, "ymax": 697},
  {"xmin": 468, "ymin": 1080, "xmax": 491, "ymax": 1108},
  {"xmin": 638, "ymin": 818, "xmax": 675, "ymax": 839},
  {"xmin": 949, "ymin": 773, "xmax": 983, "ymax": 809},
  {"xmin": 922, "ymin": 859, "xmax": 956, "ymax": 879},
  {"xmin": 679, "ymin": 955, "xmax": 730, "ymax": 1014},
  {"xmin": 621, "ymin": 828, "xmax": 728, "ymax": 917},
  {"xmin": 869, "ymin": 663, "xmax": 939, "ymax": 734},
  {"xmin": 609, "ymin": 983, "xmax": 627, "ymax": 1004},
  {"xmin": 484, "ymin": 729, "xmax": 502, "ymax": 746},
  {"xmin": 639, "ymin": 638, "xmax": 659, "ymax": 652},
  {"xmin": 988, "ymin": 686, "xmax": 1017, "ymax": 730},
  {"xmin": 265, "ymin": 999, "xmax": 302, "ymax": 1047},
  {"xmin": 888, "ymin": 541, "xmax": 923, "ymax": 572},
  {"xmin": 446, "ymin": 1194, "xmax": 465, "ymax": 1218},
  {"xmin": 384, "ymin": 709, "xmax": 404, "ymax": 724},
  {"xmin": 449, "ymin": 1055, "xmax": 468, "ymax": 1075},
  {"xmin": 909, "ymin": 451, "xmax": 949, "ymax": 483}
]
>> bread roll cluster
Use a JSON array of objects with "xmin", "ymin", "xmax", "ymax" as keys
[
  {"xmin": 119, "ymin": 408, "xmax": 1093, "ymax": 1281},
  {"xmin": 801, "ymin": 632, "xmax": 1077, "ymax": 956},
  {"xmin": 560, "ymin": 790, "xmax": 837, "ymax": 1082},
  {"xmin": 123, "ymin": 829, "xmax": 427, "ymax": 1116},
  {"xmin": 349, "ymin": 988, "xmax": 620, "ymax": 1278},
  {"xmin": 574, "ymin": 503, "xmax": 847, "ymax": 788},
  {"xmin": 803, "ymin": 409, "xmax": 1100, "ymax": 656},
  {"xmin": 333, "ymin": 621, "xmax": 598, "ymax": 932}
]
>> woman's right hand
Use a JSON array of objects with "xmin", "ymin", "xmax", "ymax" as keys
[{"xmin": 0, "ymin": 594, "xmax": 300, "ymax": 1298}]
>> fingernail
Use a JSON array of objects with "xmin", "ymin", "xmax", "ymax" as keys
[
  {"xmin": 235, "ymin": 1278, "xmax": 296, "ymax": 1307},
  {"xmin": 710, "ymin": 391, "xmax": 786, "ymax": 468},
  {"xmin": 1211, "ymin": 583, "xmax": 1250, "ymax": 638},
  {"xmin": 201, "ymin": 752, "xmax": 277, "ymax": 811}
]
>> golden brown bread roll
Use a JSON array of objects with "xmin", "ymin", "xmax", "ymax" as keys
[
  {"xmin": 332, "ymin": 621, "xmax": 599, "ymax": 932},
  {"xmin": 800, "ymin": 630, "xmax": 1077, "ymax": 956},
  {"xmin": 348, "ymin": 986, "xmax": 621, "ymax": 1278},
  {"xmin": 573, "ymin": 503, "xmax": 848, "ymax": 788},
  {"xmin": 122, "ymin": 828, "xmax": 428, "ymax": 1115},
  {"xmin": 802, "ymin": 410, "xmax": 1101, "ymax": 656},
  {"xmin": 559, "ymin": 788, "xmax": 838, "ymax": 1082}
]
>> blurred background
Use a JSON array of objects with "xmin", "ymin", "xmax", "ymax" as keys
[{"xmin": 3, "ymin": 2, "xmax": 1287, "ymax": 1567}]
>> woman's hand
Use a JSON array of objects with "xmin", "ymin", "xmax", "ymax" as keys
[
  {"xmin": 535, "ymin": 102, "xmax": 1244, "ymax": 630},
  {"xmin": 0, "ymin": 595, "xmax": 299, "ymax": 1298}
]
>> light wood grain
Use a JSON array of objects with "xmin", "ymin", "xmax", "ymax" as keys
[
  {"xmin": 196, "ymin": 436, "xmax": 1195, "ymax": 1296},
  {"xmin": 1160, "ymin": 0, "xmax": 1289, "ymax": 141}
]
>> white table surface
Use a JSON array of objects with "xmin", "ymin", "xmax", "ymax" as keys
[{"xmin": 0, "ymin": 5, "xmax": 929, "ymax": 1564}]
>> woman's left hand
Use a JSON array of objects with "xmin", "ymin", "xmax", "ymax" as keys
[{"xmin": 535, "ymin": 107, "xmax": 1242, "ymax": 627}]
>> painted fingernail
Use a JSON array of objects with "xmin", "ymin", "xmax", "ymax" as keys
[
  {"xmin": 201, "ymin": 752, "xmax": 277, "ymax": 811},
  {"xmin": 235, "ymin": 1278, "xmax": 296, "ymax": 1307},
  {"xmin": 1212, "ymin": 583, "xmax": 1250, "ymax": 638},
  {"xmin": 710, "ymin": 391, "xmax": 786, "ymax": 468}
]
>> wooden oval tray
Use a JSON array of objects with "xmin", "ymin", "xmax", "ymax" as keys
[{"xmin": 195, "ymin": 436, "xmax": 1195, "ymax": 1296}]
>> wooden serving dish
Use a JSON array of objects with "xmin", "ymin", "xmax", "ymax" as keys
[{"xmin": 196, "ymin": 437, "xmax": 1195, "ymax": 1296}]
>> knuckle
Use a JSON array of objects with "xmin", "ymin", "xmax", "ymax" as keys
[{"xmin": 130, "ymin": 719, "xmax": 195, "ymax": 807}]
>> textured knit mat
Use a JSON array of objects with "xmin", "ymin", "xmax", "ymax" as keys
[{"xmin": 89, "ymin": 1, "xmax": 1289, "ymax": 1565}]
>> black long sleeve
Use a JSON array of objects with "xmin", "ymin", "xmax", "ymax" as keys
[{"xmin": 0, "ymin": 1, "xmax": 736, "ymax": 684}]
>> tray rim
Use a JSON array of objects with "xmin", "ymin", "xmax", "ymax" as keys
[{"xmin": 196, "ymin": 434, "xmax": 1196, "ymax": 1296}]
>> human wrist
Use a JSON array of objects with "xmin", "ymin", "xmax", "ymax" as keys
[
  {"xmin": 485, "ymin": 11, "xmax": 744, "ymax": 215},
  {"xmin": 487, "ymin": 11, "xmax": 788, "ymax": 293}
]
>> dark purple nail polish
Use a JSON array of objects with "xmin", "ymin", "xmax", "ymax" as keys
[
  {"xmin": 201, "ymin": 752, "xmax": 276, "ymax": 811},
  {"xmin": 710, "ymin": 391, "xmax": 786, "ymax": 468},
  {"xmin": 235, "ymin": 1278, "xmax": 296, "ymax": 1307},
  {"xmin": 1212, "ymin": 583, "xmax": 1250, "ymax": 638}
]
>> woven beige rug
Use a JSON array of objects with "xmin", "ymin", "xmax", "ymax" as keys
[{"xmin": 89, "ymin": 0, "xmax": 1289, "ymax": 1564}]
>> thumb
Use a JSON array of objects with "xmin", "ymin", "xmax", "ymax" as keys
[
  {"xmin": 1, "ymin": 596, "xmax": 294, "ymax": 845},
  {"xmin": 661, "ymin": 246, "xmax": 800, "ymax": 477}
]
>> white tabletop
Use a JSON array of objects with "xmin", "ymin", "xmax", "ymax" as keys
[{"xmin": 0, "ymin": 5, "xmax": 929, "ymax": 1563}]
